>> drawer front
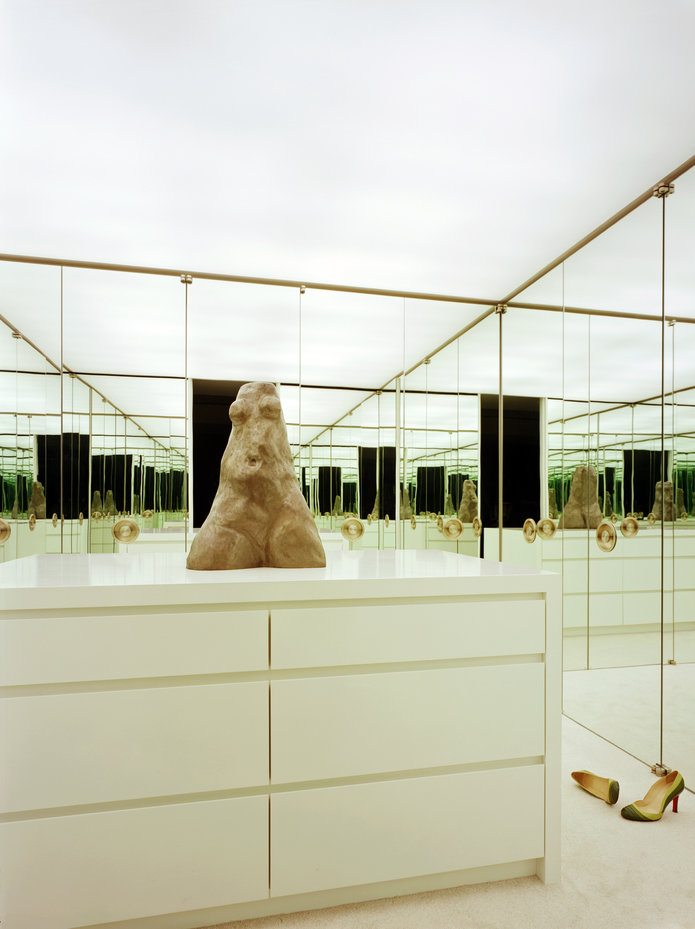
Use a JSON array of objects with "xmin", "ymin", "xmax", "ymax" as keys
[
  {"xmin": 622, "ymin": 558, "xmax": 660, "ymax": 593},
  {"xmin": 1, "ymin": 795, "xmax": 268, "ymax": 929},
  {"xmin": 271, "ymin": 764, "xmax": 544, "ymax": 896},
  {"xmin": 676, "ymin": 589, "xmax": 695, "ymax": 620},
  {"xmin": 1, "ymin": 681, "xmax": 268, "ymax": 812},
  {"xmin": 561, "ymin": 557, "xmax": 622, "ymax": 594},
  {"xmin": 621, "ymin": 591, "xmax": 660, "ymax": 624},
  {"xmin": 674, "ymin": 558, "xmax": 695, "ymax": 589},
  {"xmin": 272, "ymin": 664, "xmax": 544, "ymax": 783},
  {"xmin": 562, "ymin": 593, "xmax": 589, "ymax": 628},
  {"xmin": 587, "ymin": 592, "xmax": 625, "ymax": 627},
  {"xmin": 272, "ymin": 600, "xmax": 545, "ymax": 669},
  {"xmin": 0, "ymin": 608, "xmax": 268, "ymax": 685}
]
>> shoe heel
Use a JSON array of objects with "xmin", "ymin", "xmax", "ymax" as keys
[{"xmin": 621, "ymin": 770, "xmax": 685, "ymax": 821}]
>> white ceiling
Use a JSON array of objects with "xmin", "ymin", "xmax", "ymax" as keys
[
  {"xmin": 2, "ymin": 0, "xmax": 695, "ymax": 443},
  {"xmin": 3, "ymin": 0, "xmax": 695, "ymax": 297}
]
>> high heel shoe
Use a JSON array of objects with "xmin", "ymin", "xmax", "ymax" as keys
[
  {"xmin": 621, "ymin": 770, "xmax": 685, "ymax": 821},
  {"xmin": 571, "ymin": 770, "xmax": 620, "ymax": 804}
]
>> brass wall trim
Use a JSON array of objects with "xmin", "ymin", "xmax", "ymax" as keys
[
  {"xmin": 500, "ymin": 152, "xmax": 695, "ymax": 304},
  {"xmin": 0, "ymin": 251, "xmax": 494, "ymax": 307},
  {"xmin": 2, "ymin": 151, "xmax": 695, "ymax": 452},
  {"xmin": 507, "ymin": 300, "xmax": 695, "ymax": 326}
]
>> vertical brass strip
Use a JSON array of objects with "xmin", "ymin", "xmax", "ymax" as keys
[
  {"xmin": 184, "ymin": 279, "xmax": 189, "ymax": 551},
  {"xmin": 267, "ymin": 609, "xmax": 272, "ymax": 892},
  {"xmin": 561, "ymin": 263, "xmax": 566, "ymax": 687},
  {"xmin": 60, "ymin": 266, "xmax": 64, "ymax": 552},
  {"xmin": 498, "ymin": 310, "xmax": 503, "ymax": 562},
  {"xmin": 670, "ymin": 324, "xmax": 676, "ymax": 663},
  {"xmin": 659, "ymin": 194, "xmax": 666, "ymax": 767},
  {"xmin": 268, "ymin": 609, "xmax": 272, "ymax": 779},
  {"xmin": 586, "ymin": 317, "xmax": 591, "ymax": 671},
  {"xmin": 87, "ymin": 388, "xmax": 93, "ymax": 551}
]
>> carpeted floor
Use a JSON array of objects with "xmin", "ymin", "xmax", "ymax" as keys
[
  {"xmin": 200, "ymin": 717, "xmax": 694, "ymax": 929},
  {"xmin": 564, "ymin": 662, "xmax": 695, "ymax": 775},
  {"xmin": 563, "ymin": 628, "xmax": 695, "ymax": 671}
]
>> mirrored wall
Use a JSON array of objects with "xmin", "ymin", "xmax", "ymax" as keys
[{"xmin": 1, "ymin": 163, "xmax": 694, "ymax": 786}]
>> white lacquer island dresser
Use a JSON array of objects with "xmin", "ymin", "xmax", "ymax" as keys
[{"xmin": 0, "ymin": 549, "xmax": 561, "ymax": 929}]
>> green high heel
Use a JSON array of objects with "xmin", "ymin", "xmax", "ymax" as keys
[
  {"xmin": 571, "ymin": 770, "xmax": 620, "ymax": 805},
  {"xmin": 621, "ymin": 770, "xmax": 685, "ymax": 822}
]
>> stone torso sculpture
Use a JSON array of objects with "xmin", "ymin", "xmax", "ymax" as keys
[
  {"xmin": 650, "ymin": 481, "xmax": 675, "ymax": 521},
  {"xmin": 28, "ymin": 481, "xmax": 46, "ymax": 519},
  {"xmin": 676, "ymin": 487, "xmax": 687, "ymax": 518},
  {"xmin": 558, "ymin": 465, "xmax": 602, "ymax": 529},
  {"xmin": 548, "ymin": 487, "xmax": 559, "ymax": 519},
  {"xmin": 400, "ymin": 486, "xmax": 413, "ymax": 519},
  {"xmin": 103, "ymin": 490, "xmax": 116, "ymax": 517},
  {"xmin": 458, "ymin": 479, "xmax": 478, "ymax": 522},
  {"xmin": 186, "ymin": 382, "xmax": 326, "ymax": 570},
  {"xmin": 604, "ymin": 491, "xmax": 613, "ymax": 518}
]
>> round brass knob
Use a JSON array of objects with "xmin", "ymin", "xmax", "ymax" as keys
[
  {"xmin": 537, "ymin": 518, "xmax": 556, "ymax": 540},
  {"xmin": 341, "ymin": 517, "xmax": 365, "ymax": 541},
  {"xmin": 620, "ymin": 516, "xmax": 639, "ymax": 538},
  {"xmin": 51, "ymin": 513, "xmax": 58, "ymax": 528},
  {"xmin": 410, "ymin": 515, "xmax": 417, "ymax": 530},
  {"xmin": 647, "ymin": 512, "xmax": 656, "ymax": 525},
  {"xmin": 29, "ymin": 514, "xmax": 36, "ymax": 531},
  {"xmin": 610, "ymin": 513, "xmax": 618, "ymax": 523},
  {"xmin": 442, "ymin": 517, "xmax": 463, "ymax": 540},
  {"xmin": 0, "ymin": 518, "xmax": 11, "ymax": 544},
  {"xmin": 472, "ymin": 516, "xmax": 482, "ymax": 538},
  {"xmin": 79, "ymin": 512, "xmax": 84, "ymax": 525},
  {"xmin": 112, "ymin": 518, "xmax": 140, "ymax": 543},
  {"xmin": 596, "ymin": 521, "xmax": 617, "ymax": 552},
  {"xmin": 523, "ymin": 518, "xmax": 537, "ymax": 543},
  {"xmin": 384, "ymin": 514, "xmax": 389, "ymax": 528},
  {"xmin": 436, "ymin": 515, "xmax": 444, "ymax": 533}
]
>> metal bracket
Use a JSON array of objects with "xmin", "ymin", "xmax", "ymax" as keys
[
  {"xmin": 668, "ymin": 658, "xmax": 677, "ymax": 665},
  {"xmin": 651, "ymin": 762, "xmax": 671, "ymax": 776},
  {"xmin": 11, "ymin": 331, "xmax": 21, "ymax": 340},
  {"xmin": 668, "ymin": 319, "xmax": 676, "ymax": 327},
  {"xmin": 300, "ymin": 285, "xmax": 306, "ymax": 294},
  {"xmin": 180, "ymin": 274, "xmax": 193, "ymax": 285},
  {"xmin": 495, "ymin": 304, "xmax": 508, "ymax": 315},
  {"xmin": 653, "ymin": 183, "xmax": 675, "ymax": 198}
]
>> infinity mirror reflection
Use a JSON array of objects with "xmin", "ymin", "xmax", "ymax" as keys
[{"xmin": 1, "ymin": 166, "xmax": 694, "ymax": 790}]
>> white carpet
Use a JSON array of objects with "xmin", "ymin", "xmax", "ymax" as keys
[
  {"xmin": 563, "ymin": 628, "xmax": 695, "ymax": 671},
  {"xmin": 564, "ymin": 662, "xmax": 695, "ymax": 775},
  {"xmin": 201, "ymin": 718, "xmax": 694, "ymax": 929}
]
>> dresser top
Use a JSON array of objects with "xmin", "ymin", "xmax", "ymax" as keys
[{"xmin": 0, "ymin": 549, "xmax": 557, "ymax": 611}]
